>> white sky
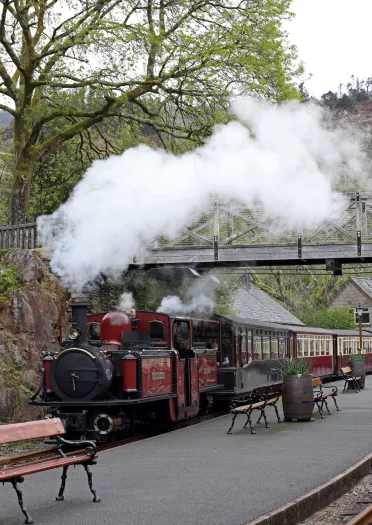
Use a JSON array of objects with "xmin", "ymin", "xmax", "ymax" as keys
[{"xmin": 288, "ymin": 0, "xmax": 372, "ymax": 98}]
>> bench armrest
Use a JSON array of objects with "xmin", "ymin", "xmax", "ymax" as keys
[
  {"xmin": 313, "ymin": 391, "xmax": 323, "ymax": 400},
  {"xmin": 44, "ymin": 436, "xmax": 97, "ymax": 458},
  {"xmin": 322, "ymin": 385, "xmax": 338, "ymax": 394}
]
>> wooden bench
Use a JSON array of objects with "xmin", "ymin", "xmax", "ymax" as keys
[
  {"xmin": 227, "ymin": 389, "xmax": 282, "ymax": 435},
  {"xmin": 340, "ymin": 366, "xmax": 362, "ymax": 393},
  {"xmin": 0, "ymin": 418, "xmax": 100, "ymax": 524},
  {"xmin": 312, "ymin": 377, "xmax": 339, "ymax": 419}
]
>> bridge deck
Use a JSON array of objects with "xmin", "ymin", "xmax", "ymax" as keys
[{"xmin": 131, "ymin": 241, "xmax": 372, "ymax": 268}]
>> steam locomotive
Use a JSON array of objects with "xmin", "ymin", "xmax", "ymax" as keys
[
  {"xmin": 31, "ymin": 302, "xmax": 222, "ymax": 440},
  {"xmin": 30, "ymin": 301, "xmax": 372, "ymax": 441}
]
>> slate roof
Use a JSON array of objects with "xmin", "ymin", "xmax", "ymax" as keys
[
  {"xmin": 232, "ymin": 285, "xmax": 304, "ymax": 326},
  {"xmin": 351, "ymin": 277, "xmax": 372, "ymax": 299}
]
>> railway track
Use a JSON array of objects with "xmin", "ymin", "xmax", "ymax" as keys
[{"xmin": 348, "ymin": 504, "xmax": 372, "ymax": 524}]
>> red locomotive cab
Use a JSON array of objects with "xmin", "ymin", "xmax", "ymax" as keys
[{"xmin": 100, "ymin": 311, "xmax": 132, "ymax": 344}]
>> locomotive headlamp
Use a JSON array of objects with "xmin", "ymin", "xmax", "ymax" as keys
[
  {"xmin": 130, "ymin": 307, "xmax": 136, "ymax": 318},
  {"xmin": 69, "ymin": 327, "xmax": 79, "ymax": 340}
]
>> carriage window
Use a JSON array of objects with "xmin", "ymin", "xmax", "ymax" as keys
[
  {"xmin": 247, "ymin": 330, "xmax": 253, "ymax": 361},
  {"xmin": 87, "ymin": 322, "xmax": 100, "ymax": 341},
  {"xmin": 253, "ymin": 336, "xmax": 262, "ymax": 360},
  {"xmin": 241, "ymin": 331, "xmax": 247, "ymax": 365},
  {"xmin": 271, "ymin": 337, "xmax": 279, "ymax": 359},
  {"xmin": 149, "ymin": 320, "xmax": 165, "ymax": 341},
  {"xmin": 173, "ymin": 321, "xmax": 190, "ymax": 350},
  {"xmin": 262, "ymin": 337, "xmax": 270, "ymax": 360},
  {"xmin": 297, "ymin": 334, "xmax": 333, "ymax": 357},
  {"xmin": 278, "ymin": 338, "xmax": 286, "ymax": 358},
  {"xmin": 192, "ymin": 320, "xmax": 219, "ymax": 349},
  {"xmin": 221, "ymin": 322, "xmax": 233, "ymax": 365}
]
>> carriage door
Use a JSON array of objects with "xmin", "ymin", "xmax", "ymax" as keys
[{"xmin": 173, "ymin": 320, "xmax": 197, "ymax": 410}]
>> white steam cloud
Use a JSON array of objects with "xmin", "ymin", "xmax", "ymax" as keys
[
  {"xmin": 157, "ymin": 294, "xmax": 214, "ymax": 315},
  {"xmin": 117, "ymin": 292, "xmax": 135, "ymax": 312},
  {"xmin": 37, "ymin": 97, "xmax": 365, "ymax": 288},
  {"xmin": 157, "ymin": 274, "xmax": 220, "ymax": 314}
]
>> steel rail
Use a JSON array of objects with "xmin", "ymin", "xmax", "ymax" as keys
[{"xmin": 348, "ymin": 504, "xmax": 372, "ymax": 525}]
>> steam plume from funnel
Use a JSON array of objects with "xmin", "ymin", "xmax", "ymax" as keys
[{"xmin": 117, "ymin": 292, "xmax": 135, "ymax": 312}]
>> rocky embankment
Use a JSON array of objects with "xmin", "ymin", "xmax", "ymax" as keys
[{"xmin": 0, "ymin": 249, "xmax": 70, "ymax": 422}]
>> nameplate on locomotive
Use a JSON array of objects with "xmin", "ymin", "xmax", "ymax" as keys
[
  {"xmin": 152, "ymin": 372, "xmax": 166, "ymax": 380},
  {"xmin": 203, "ymin": 368, "xmax": 211, "ymax": 374}
]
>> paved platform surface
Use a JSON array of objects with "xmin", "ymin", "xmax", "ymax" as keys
[{"xmin": 2, "ymin": 377, "xmax": 372, "ymax": 525}]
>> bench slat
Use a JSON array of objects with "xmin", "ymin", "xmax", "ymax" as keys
[
  {"xmin": 0, "ymin": 453, "xmax": 94, "ymax": 481},
  {"xmin": 0, "ymin": 418, "xmax": 65, "ymax": 444},
  {"xmin": 266, "ymin": 397, "xmax": 281, "ymax": 405},
  {"xmin": 232, "ymin": 401, "xmax": 265, "ymax": 413}
]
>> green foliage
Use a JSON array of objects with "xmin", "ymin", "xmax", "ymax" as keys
[
  {"xmin": 0, "ymin": 266, "xmax": 19, "ymax": 294},
  {"xmin": 28, "ymin": 118, "xmax": 143, "ymax": 219},
  {"xmin": 0, "ymin": 0, "xmax": 303, "ymax": 223},
  {"xmin": 349, "ymin": 353, "xmax": 365, "ymax": 362},
  {"xmin": 281, "ymin": 358, "xmax": 313, "ymax": 376},
  {"xmin": 114, "ymin": 270, "xmax": 239, "ymax": 314},
  {"xmin": 115, "ymin": 271, "xmax": 182, "ymax": 311},
  {"xmin": 252, "ymin": 266, "xmax": 349, "ymax": 316},
  {"xmin": 322, "ymin": 75, "xmax": 372, "ymax": 108},
  {"xmin": 294, "ymin": 306, "xmax": 355, "ymax": 330},
  {"xmin": 213, "ymin": 277, "xmax": 240, "ymax": 315},
  {"xmin": 0, "ymin": 150, "xmax": 14, "ymax": 225}
]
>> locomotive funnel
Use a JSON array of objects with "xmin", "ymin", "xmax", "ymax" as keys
[{"xmin": 70, "ymin": 301, "xmax": 89, "ymax": 344}]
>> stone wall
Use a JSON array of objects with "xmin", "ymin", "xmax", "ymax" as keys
[
  {"xmin": 0, "ymin": 249, "xmax": 70, "ymax": 422},
  {"xmin": 0, "ymin": 249, "xmax": 121, "ymax": 423}
]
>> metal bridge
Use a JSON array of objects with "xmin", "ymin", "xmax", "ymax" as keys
[
  {"xmin": 2, "ymin": 192, "xmax": 372, "ymax": 276},
  {"xmin": 130, "ymin": 192, "xmax": 372, "ymax": 276}
]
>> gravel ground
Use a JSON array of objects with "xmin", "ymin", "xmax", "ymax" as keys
[
  {"xmin": 300, "ymin": 474, "xmax": 372, "ymax": 524},
  {"xmin": 0, "ymin": 438, "xmax": 48, "ymax": 458}
]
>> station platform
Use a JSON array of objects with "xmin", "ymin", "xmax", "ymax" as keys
[{"xmin": 2, "ymin": 376, "xmax": 372, "ymax": 525}]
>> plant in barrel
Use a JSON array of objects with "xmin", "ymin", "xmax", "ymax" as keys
[
  {"xmin": 281, "ymin": 359, "xmax": 314, "ymax": 422},
  {"xmin": 349, "ymin": 352, "xmax": 365, "ymax": 389}
]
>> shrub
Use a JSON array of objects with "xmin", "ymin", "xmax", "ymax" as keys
[
  {"xmin": 0, "ymin": 266, "xmax": 19, "ymax": 294},
  {"xmin": 349, "ymin": 353, "xmax": 364, "ymax": 362},
  {"xmin": 281, "ymin": 358, "xmax": 313, "ymax": 376}
]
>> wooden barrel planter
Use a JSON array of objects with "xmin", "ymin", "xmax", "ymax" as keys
[
  {"xmin": 349, "ymin": 360, "xmax": 365, "ymax": 389},
  {"xmin": 282, "ymin": 375, "xmax": 313, "ymax": 422}
]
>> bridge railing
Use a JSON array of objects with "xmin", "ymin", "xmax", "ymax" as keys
[
  {"xmin": 0, "ymin": 193, "xmax": 371, "ymax": 255},
  {"xmin": 152, "ymin": 193, "xmax": 371, "ymax": 253},
  {"xmin": 0, "ymin": 223, "xmax": 37, "ymax": 249}
]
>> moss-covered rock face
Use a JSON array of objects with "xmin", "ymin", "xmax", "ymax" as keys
[{"xmin": 0, "ymin": 249, "xmax": 70, "ymax": 422}]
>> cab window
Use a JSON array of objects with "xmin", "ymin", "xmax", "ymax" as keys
[
  {"xmin": 173, "ymin": 321, "xmax": 190, "ymax": 350},
  {"xmin": 192, "ymin": 320, "xmax": 219, "ymax": 348},
  {"xmin": 149, "ymin": 320, "xmax": 165, "ymax": 341},
  {"xmin": 87, "ymin": 322, "xmax": 100, "ymax": 341}
]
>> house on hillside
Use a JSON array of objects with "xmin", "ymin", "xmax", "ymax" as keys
[
  {"xmin": 232, "ymin": 285, "xmax": 304, "ymax": 326},
  {"xmin": 328, "ymin": 277, "xmax": 372, "ymax": 326}
]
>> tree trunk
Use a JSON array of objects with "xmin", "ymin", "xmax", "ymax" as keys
[{"xmin": 10, "ymin": 150, "xmax": 35, "ymax": 225}]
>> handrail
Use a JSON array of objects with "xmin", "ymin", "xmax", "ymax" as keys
[{"xmin": 0, "ymin": 222, "xmax": 37, "ymax": 249}]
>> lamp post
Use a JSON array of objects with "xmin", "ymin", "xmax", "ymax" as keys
[{"xmin": 356, "ymin": 303, "xmax": 364, "ymax": 352}]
